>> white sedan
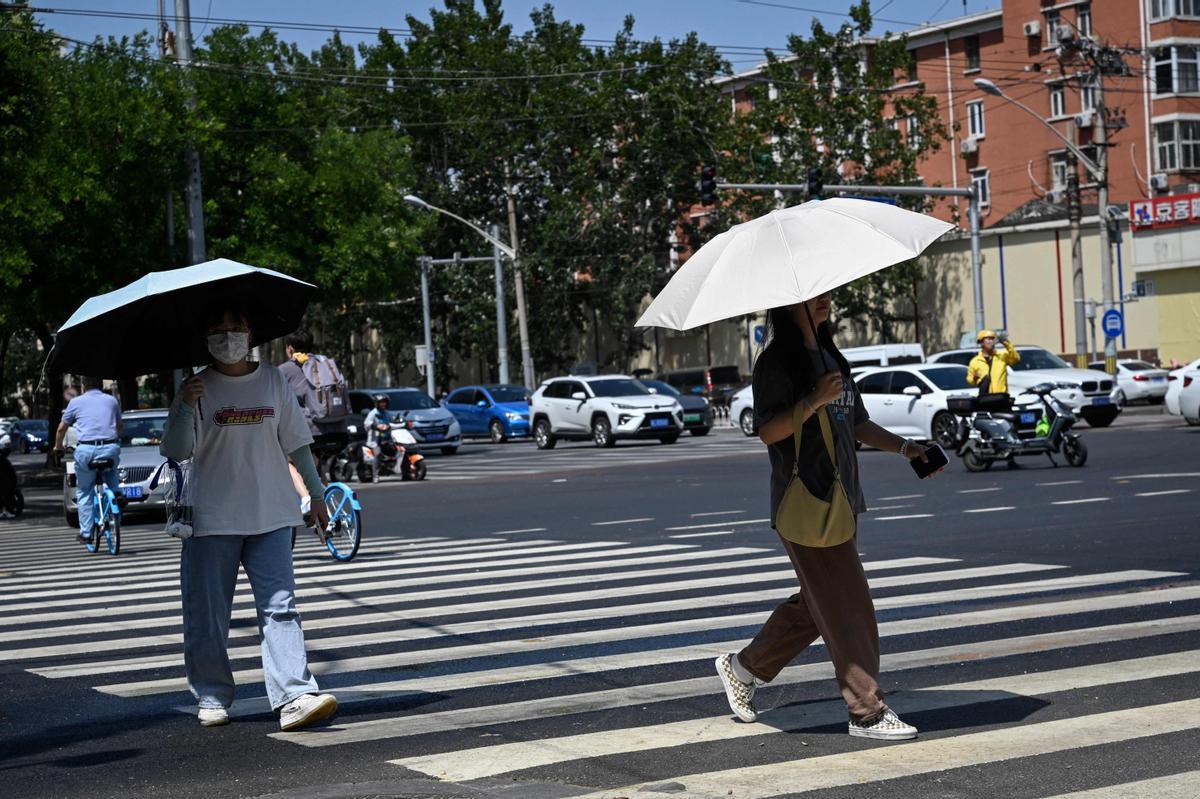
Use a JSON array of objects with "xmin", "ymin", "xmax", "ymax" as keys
[
  {"xmin": 1166, "ymin": 358, "xmax": 1200, "ymax": 416},
  {"xmin": 1088, "ymin": 359, "xmax": 1169, "ymax": 405},
  {"xmin": 855, "ymin": 364, "xmax": 973, "ymax": 448},
  {"xmin": 731, "ymin": 385, "xmax": 755, "ymax": 436},
  {"xmin": 1176, "ymin": 368, "xmax": 1200, "ymax": 426}
]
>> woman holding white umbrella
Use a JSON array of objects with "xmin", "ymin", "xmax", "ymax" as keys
[{"xmin": 636, "ymin": 198, "xmax": 953, "ymax": 740}]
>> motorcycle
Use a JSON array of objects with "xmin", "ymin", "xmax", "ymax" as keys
[
  {"xmin": 951, "ymin": 381, "xmax": 1088, "ymax": 472},
  {"xmin": 392, "ymin": 422, "xmax": 427, "ymax": 481},
  {"xmin": 353, "ymin": 420, "xmax": 427, "ymax": 483}
]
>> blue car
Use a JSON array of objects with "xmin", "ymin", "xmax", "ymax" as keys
[{"xmin": 443, "ymin": 384, "xmax": 531, "ymax": 443}]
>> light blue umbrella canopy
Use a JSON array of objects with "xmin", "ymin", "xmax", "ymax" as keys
[{"xmin": 49, "ymin": 259, "xmax": 316, "ymax": 377}]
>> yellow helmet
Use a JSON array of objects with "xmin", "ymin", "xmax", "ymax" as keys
[{"xmin": 977, "ymin": 329, "xmax": 996, "ymax": 342}]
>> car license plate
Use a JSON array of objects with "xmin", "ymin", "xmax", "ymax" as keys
[
  {"xmin": 683, "ymin": 414, "xmax": 701, "ymax": 423},
  {"xmin": 650, "ymin": 418, "xmax": 669, "ymax": 428},
  {"xmin": 425, "ymin": 433, "xmax": 444, "ymax": 441},
  {"xmin": 1092, "ymin": 397, "xmax": 1111, "ymax": 406},
  {"xmin": 121, "ymin": 486, "xmax": 144, "ymax": 499},
  {"xmin": 1152, "ymin": 376, "xmax": 1166, "ymax": 382},
  {"xmin": 1020, "ymin": 412, "xmax": 1037, "ymax": 424}
]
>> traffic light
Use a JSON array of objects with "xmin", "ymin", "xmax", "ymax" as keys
[
  {"xmin": 806, "ymin": 166, "xmax": 823, "ymax": 199},
  {"xmin": 699, "ymin": 164, "xmax": 718, "ymax": 206}
]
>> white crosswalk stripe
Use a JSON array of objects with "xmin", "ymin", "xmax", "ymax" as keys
[{"xmin": 1, "ymin": 517, "xmax": 1197, "ymax": 798}]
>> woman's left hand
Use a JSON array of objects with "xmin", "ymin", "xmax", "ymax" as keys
[
  {"xmin": 903, "ymin": 440, "xmax": 945, "ymax": 475},
  {"xmin": 311, "ymin": 498, "xmax": 330, "ymax": 530}
]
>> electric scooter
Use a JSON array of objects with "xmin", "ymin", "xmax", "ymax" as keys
[{"xmin": 952, "ymin": 381, "xmax": 1088, "ymax": 472}]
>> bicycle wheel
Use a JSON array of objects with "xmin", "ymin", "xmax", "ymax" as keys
[
  {"xmin": 323, "ymin": 483, "xmax": 361, "ymax": 561},
  {"xmin": 85, "ymin": 492, "xmax": 101, "ymax": 554},
  {"xmin": 105, "ymin": 507, "xmax": 121, "ymax": 556}
]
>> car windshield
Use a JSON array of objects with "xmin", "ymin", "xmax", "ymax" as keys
[
  {"xmin": 487, "ymin": 386, "xmax": 529, "ymax": 403},
  {"xmin": 381, "ymin": 390, "xmax": 439, "ymax": 410},
  {"xmin": 121, "ymin": 416, "xmax": 167, "ymax": 447},
  {"xmin": 1012, "ymin": 348, "xmax": 1072, "ymax": 370},
  {"xmin": 637, "ymin": 380, "xmax": 681, "ymax": 397},
  {"xmin": 919, "ymin": 366, "xmax": 971, "ymax": 390},
  {"xmin": 16, "ymin": 420, "xmax": 48, "ymax": 433},
  {"xmin": 1123, "ymin": 361, "xmax": 1154, "ymax": 371},
  {"xmin": 588, "ymin": 379, "xmax": 651, "ymax": 398}
]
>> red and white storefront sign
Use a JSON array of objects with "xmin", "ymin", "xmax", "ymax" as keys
[{"xmin": 1130, "ymin": 191, "xmax": 1200, "ymax": 230}]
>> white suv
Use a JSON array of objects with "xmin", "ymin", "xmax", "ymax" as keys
[{"xmin": 530, "ymin": 375, "xmax": 685, "ymax": 448}]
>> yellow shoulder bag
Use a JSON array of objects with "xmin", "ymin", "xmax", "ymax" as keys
[{"xmin": 775, "ymin": 402, "xmax": 857, "ymax": 547}]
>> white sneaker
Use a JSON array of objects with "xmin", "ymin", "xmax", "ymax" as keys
[
  {"xmin": 848, "ymin": 707, "xmax": 917, "ymax": 740},
  {"xmin": 279, "ymin": 693, "xmax": 338, "ymax": 731},
  {"xmin": 198, "ymin": 706, "xmax": 230, "ymax": 727},
  {"xmin": 715, "ymin": 653, "xmax": 757, "ymax": 723}
]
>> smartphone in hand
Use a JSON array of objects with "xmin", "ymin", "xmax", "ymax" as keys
[{"xmin": 910, "ymin": 444, "xmax": 949, "ymax": 479}]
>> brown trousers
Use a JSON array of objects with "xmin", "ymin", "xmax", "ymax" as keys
[{"xmin": 737, "ymin": 534, "xmax": 885, "ymax": 720}]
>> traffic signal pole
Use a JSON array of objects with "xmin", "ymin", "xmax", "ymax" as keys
[{"xmin": 715, "ymin": 179, "xmax": 985, "ymax": 333}]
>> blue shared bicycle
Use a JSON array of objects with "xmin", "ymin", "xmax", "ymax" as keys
[
  {"xmin": 291, "ymin": 481, "xmax": 362, "ymax": 561},
  {"xmin": 81, "ymin": 457, "xmax": 121, "ymax": 556}
]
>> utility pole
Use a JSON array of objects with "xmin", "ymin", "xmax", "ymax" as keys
[
  {"xmin": 1093, "ymin": 65, "xmax": 1117, "ymax": 374},
  {"xmin": 174, "ymin": 0, "xmax": 206, "ymax": 265},
  {"xmin": 504, "ymin": 162, "xmax": 535, "ymax": 389},
  {"xmin": 419, "ymin": 256, "xmax": 435, "ymax": 397},
  {"xmin": 1065, "ymin": 147, "xmax": 1089, "ymax": 368},
  {"xmin": 491, "ymin": 225, "xmax": 510, "ymax": 384}
]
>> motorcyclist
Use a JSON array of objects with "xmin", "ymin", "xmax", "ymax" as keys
[
  {"xmin": 363, "ymin": 394, "xmax": 393, "ymax": 483},
  {"xmin": 967, "ymin": 329, "xmax": 1021, "ymax": 402}
]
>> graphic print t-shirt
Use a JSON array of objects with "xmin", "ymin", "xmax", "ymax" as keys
[
  {"xmin": 166, "ymin": 363, "xmax": 313, "ymax": 536},
  {"xmin": 753, "ymin": 343, "xmax": 869, "ymax": 529}
]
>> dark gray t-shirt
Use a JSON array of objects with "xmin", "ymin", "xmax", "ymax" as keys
[{"xmin": 752, "ymin": 343, "xmax": 869, "ymax": 528}]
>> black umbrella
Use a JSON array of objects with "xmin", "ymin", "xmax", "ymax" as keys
[{"xmin": 48, "ymin": 259, "xmax": 316, "ymax": 378}]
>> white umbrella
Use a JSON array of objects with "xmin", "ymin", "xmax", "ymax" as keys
[{"xmin": 636, "ymin": 197, "xmax": 955, "ymax": 330}]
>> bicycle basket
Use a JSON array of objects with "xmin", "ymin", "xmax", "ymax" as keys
[{"xmin": 149, "ymin": 458, "xmax": 194, "ymax": 539}]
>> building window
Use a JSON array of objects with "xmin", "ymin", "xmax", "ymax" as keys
[
  {"xmin": 966, "ymin": 99, "xmax": 985, "ymax": 137},
  {"xmin": 1155, "ymin": 121, "xmax": 1178, "ymax": 171},
  {"xmin": 906, "ymin": 114, "xmax": 922, "ymax": 149},
  {"xmin": 1049, "ymin": 82, "xmax": 1066, "ymax": 117},
  {"xmin": 1154, "ymin": 46, "xmax": 1200, "ymax": 94},
  {"xmin": 1182, "ymin": 120, "xmax": 1200, "ymax": 169},
  {"xmin": 1081, "ymin": 77, "xmax": 1097, "ymax": 111},
  {"xmin": 906, "ymin": 51, "xmax": 918, "ymax": 82},
  {"xmin": 1050, "ymin": 153, "xmax": 1071, "ymax": 191},
  {"xmin": 970, "ymin": 168, "xmax": 990, "ymax": 206},
  {"xmin": 965, "ymin": 35, "xmax": 981, "ymax": 70},
  {"xmin": 1151, "ymin": 0, "xmax": 1200, "ymax": 21},
  {"xmin": 1078, "ymin": 4, "xmax": 1093, "ymax": 37},
  {"xmin": 1046, "ymin": 10, "xmax": 1061, "ymax": 47}
]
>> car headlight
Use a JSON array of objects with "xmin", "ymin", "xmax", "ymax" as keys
[
  {"xmin": 613, "ymin": 403, "xmax": 640, "ymax": 410},
  {"xmin": 505, "ymin": 412, "xmax": 523, "ymax": 421}
]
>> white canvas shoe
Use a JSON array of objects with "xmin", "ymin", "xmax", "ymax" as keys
[
  {"xmin": 279, "ymin": 693, "xmax": 338, "ymax": 732},
  {"xmin": 848, "ymin": 707, "xmax": 917, "ymax": 740},
  {"xmin": 198, "ymin": 706, "xmax": 230, "ymax": 727}
]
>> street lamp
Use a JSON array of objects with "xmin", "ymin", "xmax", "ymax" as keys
[
  {"xmin": 404, "ymin": 194, "xmax": 534, "ymax": 391},
  {"xmin": 974, "ymin": 78, "xmax": 1115, "ymax": 370}
]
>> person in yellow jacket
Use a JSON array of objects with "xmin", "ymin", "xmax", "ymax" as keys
[{"xmin": 967, "ymin": 329, "xmax": 1020, "ymax": 395}]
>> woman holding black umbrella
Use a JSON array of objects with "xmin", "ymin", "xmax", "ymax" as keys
[{"xmin": 161, "ymin": 301, "xmax": 338, "ymax": 731}]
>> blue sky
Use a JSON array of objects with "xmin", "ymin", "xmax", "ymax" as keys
[{"xmin": 35, "ymin": 1, "xmax": 1000, "ymax": 63}]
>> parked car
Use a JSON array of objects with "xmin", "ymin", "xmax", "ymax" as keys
[
  {"xmin": 637, "ymin": 379, "xmax": 714, "ymax": 436},
  {"xmin": 657, "ymin": 365, "xmax": 743, "ymax": 407},
  {"xmin": 855, "ymin": 364, "xmax": 972, "ymax": 448},
  {"xmin": 1087, "ymin": 359, "xmax": 1169, "ymax": 406},
  {"xmin": 529, "ymin": 375, "xmax": 684, "ymax": 448},
  {"xmin": 63, "ymin": 409, "xmax": 169, "ymax": 527},
  {"xmin": 1166, "ymin": 358, "xmax": 1200, "ymax": 416},
  {"xmin": 730, "ymin": 385, "xmax": 755, "ymax": 437},
  {"xmin": 841, "ymin": 343, "xmax": 924, "ymax": 368},
  {"xmin": 1178, "ymin": 369, "xmax": 1200, "ymax": 426},
  {"xmin": 927, "ymin": 345, "xmax": 1122, "ymax": 427},
  {"xmin": 4, "ymin": 419, "xmax": 50, "ymax": 453},
  {"xmin": 348, "ymin": 388, "xmax": 463, "ymax": 455},
  {"xmin": 442, "ymin": 384, "xmax": 531, "ymax": 443}
]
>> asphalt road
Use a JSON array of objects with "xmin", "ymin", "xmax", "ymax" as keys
[{"xmin": 1, "ymin": 415, "xmax": 1197, "ymax": 799}]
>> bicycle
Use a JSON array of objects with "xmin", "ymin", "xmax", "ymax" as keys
[
  {"xmin": 291, "ymin": 481, "xmax": 362, "ymax": 561},
  {"xmin": 81, "ymin": 457, "xmax": 121, "ymax": 556}
]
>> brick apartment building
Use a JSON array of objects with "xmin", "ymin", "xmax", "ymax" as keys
[{"xmin": 645, "ymin": 1, "xmax": 1200, "ymax": 378}]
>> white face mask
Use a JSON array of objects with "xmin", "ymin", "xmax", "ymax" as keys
[{"xmin": 206, "ymin": 331, "xmax": 250, "ymax": 365}]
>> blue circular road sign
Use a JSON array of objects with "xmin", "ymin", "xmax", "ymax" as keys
[
  {"xmin": 1101, "ymin": 309, "xmax": 1124, "ymax": 338},
  {"xmin": 753, "ymin": 324, "xmax": 765, "ymax": 344}
]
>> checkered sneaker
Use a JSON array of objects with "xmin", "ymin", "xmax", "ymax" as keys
[
  {"xmin": 715, "ymin": 653, "xmax": 758, "ymax": 723},
  {"xmin": 848, "ymin": 707, "xmax": 918, "ymax": 741}
]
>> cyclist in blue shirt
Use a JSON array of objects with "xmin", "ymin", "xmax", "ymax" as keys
[{"xmin": 54, "ymin": 376, "xmax": 123, "ymax": 543}]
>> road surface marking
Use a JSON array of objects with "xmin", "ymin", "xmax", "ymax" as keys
[
  {"xmin": 878, "ymin": 494, "xmax": 924, "ymax": 500},
  {"xmin": 1038, "ymin": 480, "xmax": 1083, "ymax": 486},
  {"xmin": 958, "ymin": 487, "xmax": 1002, "ymax": 493},
  {"xmin": 1111, "ymin": 472, "xmax": 1200, "ymax": 480},
  {"xmin": 669, "ymin": 531, "xmax": 734, "ymax": 539},
  {"xmin": 874, "ymin": 514, "xmax": 935, "ymax": 521},
  {"xmin": 591, "ymin": 517, "xmax": 655, "ymax": 526},
  {"xmin": 664, "ymin": 518, "xmax": 770, "ymax": 531},
  {"xmin": 1135, "ymin": 489, "xmax": 1192, "ymax": 497},
  {"xmin": 689, "ymin": 510, "xmax": 745, "ymax": 518},
  {"xmin": 389, "ymin": 650, "xmax": 1200, "ymax": 781},
  {"xmin": 964, "ymin": 506, "xmax": 1017, "ymax": 513},
  {"xmin": 1041, "ymin": 771, "xmax": 1200, "ymax": 798},
  {"xmin": 866, "ymin": 504, "xmax": 912, "ymax": 511},
  {"xmin": 274, "ymin": 616, "xmax": 1200, "ymax": 748},
  {"xmin": 1051, "ymin": 497, "xmax": 1111, "ymax": 505},
  {"xmin": 564, "ymin": 698, "xmax": 1200, "ymax": 799},
  {"xmin": 487, "ymin": 527, "xmax": 547, "ymax": 535}
]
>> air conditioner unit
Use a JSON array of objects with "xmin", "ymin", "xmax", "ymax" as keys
[
  {"xmin": 960, "ymin": 137, "xmax": 979, "ymax": 155},
  {"xmin": 1186, "ymin": 182, "xmax": 1200, "ymax": 194},
  {"xmin": 1150, "ymin": 174, "xmax": 1169, "ymax": 191},
  {"xmin": 1047, "ymin": 189, "xmax": 1064, "ymax": 204},
  {"xmin": 1074, "ymin": 111, "xmax": 1095, "ymax": 128},
  {"xmin": 1022, "ymin": 20, "xmax": 1042, "ymax": 37}
]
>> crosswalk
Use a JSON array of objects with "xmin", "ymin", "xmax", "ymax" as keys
[
  {"xmin": 420, "ymin": 431, "xmax": 761, "ymax": 480},
  {"xmin": 1, "ymin": 518, "xmax": 1198, "ymax": 797}
]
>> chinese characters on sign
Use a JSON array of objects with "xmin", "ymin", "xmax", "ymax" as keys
[{"xmin": 1130, "ymin": 191, "xmax": 1200, "ymax": 230}]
